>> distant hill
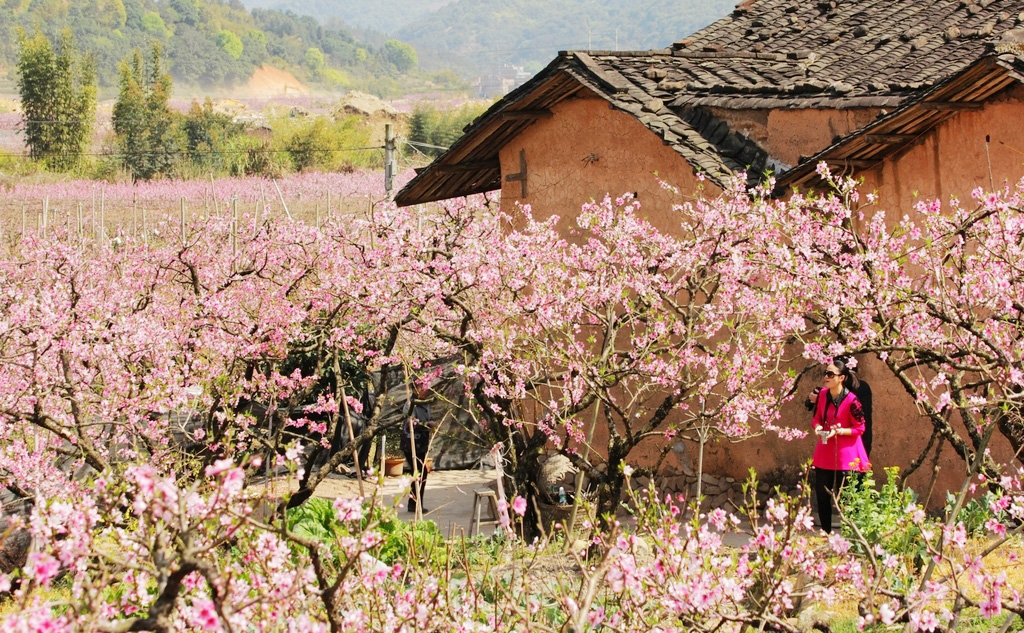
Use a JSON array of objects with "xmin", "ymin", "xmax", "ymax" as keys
[
  {"xmin": 238, "ymin": 0, "xmax": 737, "ymax": 75},
  {"xmin": 0, "ymin": 0, "xmax": 422, "ymax": 92},
  {"xmin": 239, "ymin": 0, "xmax": 459, "ymax": 34}
]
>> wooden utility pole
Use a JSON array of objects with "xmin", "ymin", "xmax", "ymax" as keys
[{"xmin": 384, "ymin": 123, "xmax": 397, "ymax": 199}]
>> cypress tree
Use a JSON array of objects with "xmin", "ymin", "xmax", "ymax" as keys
[
  {"xmin": 16, "ymin": 30, "xmax": 96, "ymax": 172},
  {"xmin": 113, "ymin": 44, "xmax": 179, "ymax": 180}
]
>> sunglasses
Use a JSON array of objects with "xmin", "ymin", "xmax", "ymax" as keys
[{"xmin": 823, "ymin": 371, "xmax": 840, "ymax": 379}]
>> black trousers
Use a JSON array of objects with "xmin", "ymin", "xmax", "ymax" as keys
[
  {"xmin": 814, "ymin": 467, "xmax": 848, "ymax": 533},
  {"xmin": 401, "ymin": 426, "xmax": 430, "ymax": 511}
]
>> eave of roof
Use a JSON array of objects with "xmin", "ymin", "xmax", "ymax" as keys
[
  {"xmin": 776, "ymin": 52, "xmax": 1024, "ymax": 193},
  {"xmin": 395, "ymin": 51, "xmax": 767, "ymax": 206},
  {"xmin": 394, "ymin": 56, "xmax": 581, "ymax": 207}
]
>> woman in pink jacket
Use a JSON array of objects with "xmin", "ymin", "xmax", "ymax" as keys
[{"xmin": 811, "ymin": 358, "xmax": 870, "ymax": 533}]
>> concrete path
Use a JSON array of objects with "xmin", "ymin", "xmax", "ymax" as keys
[
  {"xmin": 310, "ymin": 468, "xmax": 505, "ymax": 538},
  {"xmin": 297, "ymin": 467, "xmax": 755, "ymax": 546}
]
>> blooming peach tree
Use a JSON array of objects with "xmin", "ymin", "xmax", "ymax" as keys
[{"xmin": 0, "ymin": 170, "xmax": 1023, "ymax": 632}]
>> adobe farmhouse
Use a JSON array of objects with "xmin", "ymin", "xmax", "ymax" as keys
[{"xmin": 396, "ymin": 0, "xmax": 1024, "ymax": 503}]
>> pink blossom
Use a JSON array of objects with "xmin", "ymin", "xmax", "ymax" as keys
[
  {"xmin": 333, "ymin": 497, "xmax": 365, "ymax": 522},
  {"xmin": 27, "ymin": 552, "xmax": 60, "ymax": 587}
]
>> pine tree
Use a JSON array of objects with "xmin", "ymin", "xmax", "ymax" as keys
[
  {"xmin": 16, "ymin": 30, "xmax": 96, "ymax": 172},
  {"xmin": 113, "ymin": 44, "xmax": 179, "ymax": 181}
]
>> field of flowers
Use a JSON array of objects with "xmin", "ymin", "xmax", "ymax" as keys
[
  {"xmin": 0, "ymin": 167, "xmax": 1022, "ymax": 632},
  {"xmin": 0, "ymin": 168, "xmax": 416, "ymax": 242}
]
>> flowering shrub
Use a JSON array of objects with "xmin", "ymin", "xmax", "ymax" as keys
[{"xmin": 0, "ymin": 170, "xmax": 1023, "ymax": 631}]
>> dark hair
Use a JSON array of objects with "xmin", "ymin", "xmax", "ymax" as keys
[{"xmin": 832, "ymin": 356, "xmax": 860, "ymax": 391}]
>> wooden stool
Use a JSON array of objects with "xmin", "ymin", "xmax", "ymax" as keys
[{"xmin": 469, "ymin": 488, "xmax": 500, "ymax": 536}]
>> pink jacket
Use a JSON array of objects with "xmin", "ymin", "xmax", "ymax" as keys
[{"xmin": 812, "ymin": 389, "xmax": 870, "ymax": 472}]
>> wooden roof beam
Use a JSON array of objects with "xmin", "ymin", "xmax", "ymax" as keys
[
  {"xmin": 500, "ymin": 110, "xmax": 553, "ymax": 121},
  {"xmin": 822, "ymin": 159, "xmax": 878, "ymax": 169},
  {"xmin": 435, "ymin": 160, "xmax": 501, "ymax": 173},
  {"xmin": 919, "ymin": 101, "xmax": 984, "ymax": 111},
  {"xmin": 863, "ymin": 134, "xmax": 916, "ymax": 144}
]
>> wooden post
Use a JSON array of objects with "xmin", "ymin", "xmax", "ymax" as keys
[
  {"xmin": 567, "ymin": 403, "xmax": 600, "ymax": 543},
  {"xmin": 340, "ymin": 385, "xmax": 366, "ymax": 498},
  {"xmin": 259, "ymin": 181, "xmax": 268, "ymax": 223},
  {"xmin": 210, "ymin": 173, "xmax": 218, "ymax": 216},
  {"xmin": 231, "ymin": 196, "xmax": 238, "ymax": 257},
  {"xmin": 180, "ymin": 197, "xmax": 187, "ymax": 246},
  {"xmin": 142, "ymin": 206, "xmax": 148, "ymax": 244},
  {"xmin": 42, "ymin": 198, "xmax": 48, "ymax": 237},
  {"xmin": 21, "ymin": 204, "xmax": 26, "ymax": 236},
  {"xmin": 384, "ymin": 123, "xmax": 396, "ymax": 198},
  {"xmin": 272, "ymin": 179, "xmax": 292, "ymax": 220},
  {"xmin": 100, "ymin": 190, "xmax": 105, "ymax": 240},
  {"xmin": 315, "ymin": 203, "xmax": 320, "ymax": 229},
  {"xmin": 77, "ymin": 202, "xmax": 83, "ymax": 240}
]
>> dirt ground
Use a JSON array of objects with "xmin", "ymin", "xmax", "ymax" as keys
[{"xmin": 241, "ymin": 65, "xmax": 309, "ymax": 98}]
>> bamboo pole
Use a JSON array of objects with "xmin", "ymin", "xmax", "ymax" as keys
[
  {"xmin": 272, "ymin": 179, "xmax": 292, "ymax": 220},
  {"xmin": 403, "ymin": 366, "xmax": 423, "ymax": 521},
  {"xmin": 567, "ymin": 403, "xmax": 600, "ymax": 543},
  {"xmin": 210, "ymin": 173, "xmax": 218, "ymax": 216},
  {"xmin": 340, "ymin": 385, "xmax": 366, "ymax": 498}
]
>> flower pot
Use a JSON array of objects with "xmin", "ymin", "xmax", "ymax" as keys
[{"xmin": 384, "ymin": 457, "xmax": 405, "ymax": 477}]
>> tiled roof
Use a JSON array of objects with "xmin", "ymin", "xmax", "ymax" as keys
[
  {"xmin": 682, "ymin": 0, "xmax": 1024, "ymax": 97},
  {"xmin": 395, "ymin": 0, "xmax": 1024, "ymax": 206}
]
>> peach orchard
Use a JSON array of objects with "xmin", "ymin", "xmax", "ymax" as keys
[{"xmin": 0, "ymin": 167, "xmax": 1022, "ymax": 632}]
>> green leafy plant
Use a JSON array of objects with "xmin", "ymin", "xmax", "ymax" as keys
[
  {"xmin": 286, "ymin": 496, "xmax": 341, "ymax": 544},
  {"xmin": 946, "ymin": 490, "xmax": 1003, "ymax": 537},
  {"xmin": 840, "ymin": 467, "xmax": 927, "ymax": 589},
  {"xmin": 366, "ymin": 502, "xmax": 446, "ymax": 566},
  {"xmin": 285, "ymin": 496, "xmax": 450, "ymax": 568}
]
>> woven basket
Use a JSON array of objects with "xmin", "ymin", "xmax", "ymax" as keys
[{"xmin": 534, "ymin": 499, "xmax": 580, "ymax": 535}]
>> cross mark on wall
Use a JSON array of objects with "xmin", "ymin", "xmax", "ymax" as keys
[{"xmin": 505, "ymin": 149, "xmax": 527, "ymax": 197}]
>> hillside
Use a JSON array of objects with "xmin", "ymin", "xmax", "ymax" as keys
[
  {"xmin": 237, "ymin": 0, "xmax": 737, "ymax": 75},
  {"xmin": 0, "ymin": 0, "xmax": 422, "ymax": 93},
  {"xmin": 239, "ymin": 0, "xmax": 458, "ymax": 34},
  {"xmin": 400, "ymin": 0, "xmax": 737, "ymax": 73}
]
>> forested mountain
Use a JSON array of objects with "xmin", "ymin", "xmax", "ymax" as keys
[
  {"xmin": 237, "ymin": 0, "xmax": 737, "ymax": 74},
  {"xmin": 0, "ymin": 0, "xmax": 419, "ymax": 90},
  {"xmin": 398, "ymin": 0, "xmax": 737, "ymax": 72},
  {"xmin": 239, "ymin": 0, "xmax": 458, "ymax": 34}
]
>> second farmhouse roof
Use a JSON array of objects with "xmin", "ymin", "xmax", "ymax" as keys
[{"xmin": 395, "ymin": 0, "xmax": 1024, "ymax": 206}]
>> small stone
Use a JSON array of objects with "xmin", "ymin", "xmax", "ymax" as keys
[{"xmin": 0, "ymin": 516, "xmax": 31, "ymax": 575}]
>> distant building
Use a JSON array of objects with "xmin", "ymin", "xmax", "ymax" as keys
[{"xmin": 473, "ymin": 64, "xmax": 533, "ymax": 98}]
